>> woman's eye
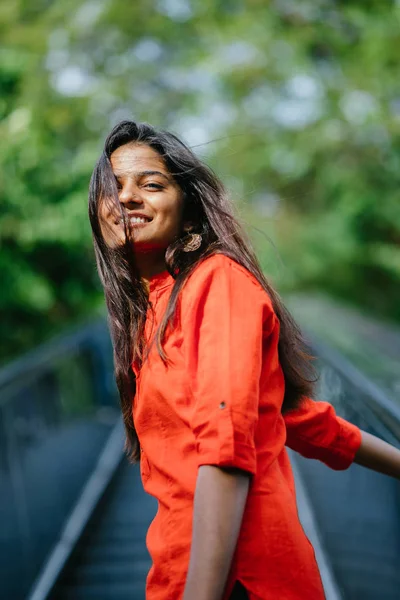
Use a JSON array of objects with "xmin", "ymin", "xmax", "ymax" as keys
[{"xmin": 144, "ymin": 183, "xmax": 164, "ymax": 190}]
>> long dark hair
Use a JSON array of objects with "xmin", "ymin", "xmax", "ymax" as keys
[{"xmin": 89, "ymin": 120, "xmax": 317, "ymax": 462}]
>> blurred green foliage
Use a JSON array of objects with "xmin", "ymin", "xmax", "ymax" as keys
[{"xmin": 1, "ymin": 0, "xmax": 400, "ymax": 363}]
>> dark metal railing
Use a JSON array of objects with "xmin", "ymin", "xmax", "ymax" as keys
[{"xmin": 294, "ymin": 333, "xmax": 400, "ymax": 600}]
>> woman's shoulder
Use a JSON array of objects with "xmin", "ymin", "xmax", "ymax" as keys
[
  {"xmin": 182, "ymin": 253, "xmax": 275, "ymax": 313},
  {"xmin": 188, "ymin": 252, "xmax": 259, "ymax": 283}
]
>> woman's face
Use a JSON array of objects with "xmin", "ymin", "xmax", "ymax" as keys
[{"xmin": 99, "ymin": 143, "xmax": 185, "ymax": 252}]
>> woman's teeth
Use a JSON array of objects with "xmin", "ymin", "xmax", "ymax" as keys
[
  {"xmin": 130, "ymin": 216, "xmax": 149, "ymax": 224},
  {"xmin": 114, "ymin": 216, "xmax": 151, "ymax": 225}
]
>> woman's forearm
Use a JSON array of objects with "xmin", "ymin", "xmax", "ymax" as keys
[
  {"xmin": 183, "ymin": 465, "xmax": 250, "ymax": 600},
  {"xmin": 354, "ymin": 430, "xmax": 400, "ymax": 479}
]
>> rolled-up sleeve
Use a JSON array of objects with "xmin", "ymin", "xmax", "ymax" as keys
[
  {"xmin": 182, "ymin": 255, "xmax": 276, "ymax": 475},
  {"xmin": 285, "ymin": 397, "xmax": 362, "ymax": 470}
]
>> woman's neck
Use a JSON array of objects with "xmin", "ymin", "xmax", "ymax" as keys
[{"xmin": 136, "ymin": 252, "xmax": 168, "ymax": 283}]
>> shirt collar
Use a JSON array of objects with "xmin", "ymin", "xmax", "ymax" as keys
[{"xmin": 147, "ymin": 269, "xmax": 175, "ymax": 294}]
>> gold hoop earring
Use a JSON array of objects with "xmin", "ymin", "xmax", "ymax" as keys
[{"xmin": 183, "ymin": 232, "xmax": 202, "ymax": 252}]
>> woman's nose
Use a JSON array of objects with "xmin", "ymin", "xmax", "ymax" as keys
[{"xmin": 119, "ymin": 185, "xmax": 143, "ymax": 207}]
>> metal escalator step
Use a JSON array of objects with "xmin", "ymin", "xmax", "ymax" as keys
[
  {"xmin": 56, "ymin": 581, "xmax": 146, "ymax": 600},
  {"xmin": 84, "ymin": 525, "xmax": 149, "ymax": 544},
  {"xmin": 71, "ymin": 542, "xmax": 149, "ymax": 563},
  {"xmin": 64, "ymin": 560, "xmax": 151, "ymax": 585},
  {"xmin": 50, "ymin": 459, "xmax": 156, "ymax": 600}
]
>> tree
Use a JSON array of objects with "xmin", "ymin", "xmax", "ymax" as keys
[{"xmin": 1, "ymin": 0, "xmax": 399, "ymax": 362}]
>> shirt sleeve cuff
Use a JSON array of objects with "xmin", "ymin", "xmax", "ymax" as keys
[
  {"xmin": 196, "ymin": 441, "xmax": 257, "ymax": 475},
  {"xmin": 329, "ymin": 416, "xmax": 362, "ymax": 470},
  {"xmin": 194, "ymin": 408, "xmax": 257, "ymax": 475},
  {"xmin": 310, "ymin": 417, "xmax": 362, "ymax": 471}
]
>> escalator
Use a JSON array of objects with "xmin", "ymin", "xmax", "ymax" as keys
[
  {"xmin": 49, "ymin": 458, "xmax": 156, "ymax": 600},
  {"xmin": 2, "ymin": 316, "xmax": 399, "ymax": 600}
]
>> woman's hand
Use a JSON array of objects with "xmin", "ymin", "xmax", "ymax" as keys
[
  {"xmin": 354, "ymin": 430, "xmax": 400, "ymax": 479},
  {"xmin": 183, "ymin": 465, "xmax": 250, "ymax": 600}
]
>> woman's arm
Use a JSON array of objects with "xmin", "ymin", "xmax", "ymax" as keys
[
  {"xmin": 183, "ymin": 465, "xmax": 250, "ymax": 600},
  {"xmin": 285, "ymin": 398, "xmax": 400, "ymax": 479},
  {"xmin": 354, "ymin": 430, "xmax": 400, "ymax": 479}
]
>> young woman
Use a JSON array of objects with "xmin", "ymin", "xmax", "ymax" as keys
[{"xmin": 89, "ymin": 120, "xmax": 400, "ymax": 600}]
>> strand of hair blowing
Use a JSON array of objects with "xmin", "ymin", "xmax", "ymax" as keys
[{"xmin": 89, "ymin": 120, "xmax": 318, "ymax": 463}]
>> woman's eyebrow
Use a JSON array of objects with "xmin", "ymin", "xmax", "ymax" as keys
[
  {"xmin": 114, "ymin": 169, "xmax": 171, "ymax": 182},
  {"xmin": 137, "ymin": 169, "xmax": 171, "ymax": 181}
]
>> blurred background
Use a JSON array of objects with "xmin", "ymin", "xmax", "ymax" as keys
[
  {"xmin": 1, "ymin": 1, "xmax": 400, "ymax": 600},
  {"xmin": 2, "ymin": 0, "xmax": 400, "ymax": 364}
]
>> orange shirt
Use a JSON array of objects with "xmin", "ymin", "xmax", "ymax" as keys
[{"xmin": 132, "ymin": 254, "xmax": 361, "ymax": 600}]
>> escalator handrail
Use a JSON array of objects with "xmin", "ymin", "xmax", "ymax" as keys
[
  {"xmin": 0, "ymin": 317, "xmax": 108, "ymax": 406},
  {"xmin": 309, "ymin": 334, "xmax": 400, "ymax": 438}
]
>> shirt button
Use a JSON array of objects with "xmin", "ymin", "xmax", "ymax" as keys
[{"xmin": 219, "ymin": 402, "xmax": 226, "ymax": 409}]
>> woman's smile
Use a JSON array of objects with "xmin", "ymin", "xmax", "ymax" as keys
[{"xmin": 115, "ymin": 213, "xmax": 153, "ymax": 226}]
